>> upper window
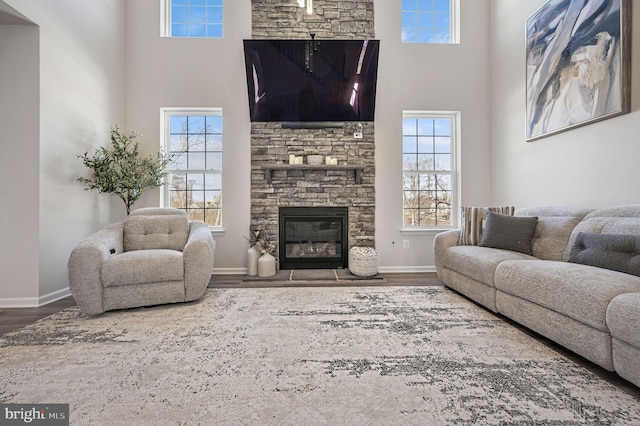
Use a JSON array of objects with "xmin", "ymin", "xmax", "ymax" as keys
[
  {"xmin": 161, "ymin": 108, "xmax": 223, "ymax": 228},
  {"xmin": 402, "ymin": 111, "xmax": 459, "ymax": 229},
  {"xmin": 401, "ymin": 0, "xmax": 458, "ymax": 44},
  {"xmin": 162, "ymin": 0, "xmax": 223, "ymax": 38}
]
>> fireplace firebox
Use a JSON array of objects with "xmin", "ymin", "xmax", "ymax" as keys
[{"xmin": 279, "ymin": 207, "xmax": 348, "ymax": 269}]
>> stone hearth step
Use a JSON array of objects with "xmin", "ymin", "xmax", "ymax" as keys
[{"xmin": 243, "ymin": 269, "xmax": 384, "ymax": 283}]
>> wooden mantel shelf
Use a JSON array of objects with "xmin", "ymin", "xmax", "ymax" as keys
[{"xmin": 263, "ymin": 164, "xmax": 366, "ymax": 184}]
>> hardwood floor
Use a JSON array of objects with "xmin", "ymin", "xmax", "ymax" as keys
[
  {"xmin": 1, "ymin": 272, "xmax": 638, "ymax": 398},
  {"xmin": 0, "ymin": 296, "xmax": 77, "ymax": 337}
]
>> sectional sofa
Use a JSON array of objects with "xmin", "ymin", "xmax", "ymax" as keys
[{"xmin": 434, "ymin": 205, "xmax": 640, "ymax": 388}]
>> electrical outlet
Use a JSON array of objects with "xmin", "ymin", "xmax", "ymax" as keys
[
  {"xmin": 403, "ymin": 239, "xmax": 410, "ymax": 249},
  {"xmin": 353, "ymin": 132, "xmax": 363, "ymax": 139}
]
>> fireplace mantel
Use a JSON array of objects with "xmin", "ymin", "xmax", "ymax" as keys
[{"xmin": 263, "ymin": 164, "xmax": 365, "ymax": 184}]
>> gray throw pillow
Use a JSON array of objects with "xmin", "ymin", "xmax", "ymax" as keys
[
  {"xmin": 479, "ymin": 212, "xmax": 538, "ymax": 255},
  {"xmin": 459, "ymin": 206, "xmax": 515, "ymax": 245},
  {"xmin": 569, "ymin": 233, "xmax": 640, "ymax": 277}
]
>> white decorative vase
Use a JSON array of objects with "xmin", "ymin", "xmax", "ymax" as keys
[
  {"xmin": 307, "ymin": 155, "xmax": 323, "ymax": 165},
  {"xmin": 258, "ymin": 253, "xmax": 277, "ymax": 277},
  {"xmin": 247, "ymin": 246, "xmax": 260, "ymax": 276}
]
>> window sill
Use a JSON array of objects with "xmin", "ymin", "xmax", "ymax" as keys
[{"xmin": 210, "ymin": 227, "xmax": 225, "ymax": 236}]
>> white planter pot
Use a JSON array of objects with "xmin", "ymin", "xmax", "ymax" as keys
[
  {"xmin": 246, "ymin": 246, "xmax": 260, "ymax": 276},
  {"xmin": 258, "ymin": 253, "xmax": 277, "ymax": 277}
]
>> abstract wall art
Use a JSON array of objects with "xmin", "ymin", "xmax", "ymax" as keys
[{"xmin": 525, "ymin": 0, "xmax": 631, "ymax": 141}]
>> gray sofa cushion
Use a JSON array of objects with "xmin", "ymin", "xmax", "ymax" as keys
[
  {"xmin": 459, "ymin": 206, "xmax": 514, "ymax": 245},
  {"xmin": 495, "ymin": 260, "xmax": 640, "ymax": 332},
  {"xmin": 124, "ymin": 211, "xmax": 189, "ymax": 252},
  {"xmin": 101, "ymin": 249, "xmax": 184, "ymax": 287},
  {"xmin": 565, "ymin": 204, "xmax": 640, "ymax": 260},
  {"xmin": 516, "ymin": 206, "xmax": 594, "ymax": 261},
  {"xmin": 607, "ymin": 292, "xmax": 640, "ymax": 349},
  {"xmin": 569, "ymin": 233, "xmax": 640, "ymax": 277},
  {"xmin": 479, "ymin": 212, "xmax": 538, "ymax": 255},
  {"xmin": 442, "ymin": 245, "xmax": 535, "ymax": 287}
]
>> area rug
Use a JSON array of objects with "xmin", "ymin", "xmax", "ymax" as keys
[{"xmin": 1, "ymin": 287, "xmax": 639, "ymax": 425}]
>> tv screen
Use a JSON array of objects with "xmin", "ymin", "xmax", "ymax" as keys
[{"xmin": 243, "ymin": 39, "xmax": 379, "ymax": 122}]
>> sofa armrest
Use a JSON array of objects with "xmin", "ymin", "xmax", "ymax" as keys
[
  {"xmin": 183, "ymin": 221, "xmax": 215, "ymax": 301},
  {"xmin": 434, "ymin": 229, "xmax": 460, "ymax": 278},
  {"xmin": 67, "ymin": 222, "xmax": 124, "ymax": 315}
]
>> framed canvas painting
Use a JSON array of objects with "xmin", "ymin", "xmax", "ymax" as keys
[{"xmin": 525, "ymin": 0, "xmax": 631, "ymax": 141}]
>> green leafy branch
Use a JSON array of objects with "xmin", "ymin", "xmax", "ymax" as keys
[{"xmin": 77, "ymin": 126, "xmax": 172, "ymax": 215}]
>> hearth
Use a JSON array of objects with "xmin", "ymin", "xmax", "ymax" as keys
[{"xmin": 279, "ymin": 207, "xmax": 348, "ymax": 269}]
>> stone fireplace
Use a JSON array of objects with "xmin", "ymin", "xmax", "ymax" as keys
[{"xmin": 250, "ymin": 0, "xmax": 376, "ymax": 269}]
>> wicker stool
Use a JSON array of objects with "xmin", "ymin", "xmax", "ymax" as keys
[{"xmin": 348, "ymin": 247, "xmax": 379, "ymax": 277}]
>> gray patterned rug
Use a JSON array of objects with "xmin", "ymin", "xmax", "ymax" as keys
[{"xmin": 1, "ymin": 287, "xmax": 639, "ymax": 425}]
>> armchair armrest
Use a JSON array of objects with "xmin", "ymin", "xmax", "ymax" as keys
[
  {"xmin": 67, "ymin": 222, "xmax": 124, "ymax": 315},
  {"xmin": 434, "ymin": 229, "xmax": 461, "ymax": 279},
  {"xmin": 183, "ymin": 221, "xmax": 216, "ymax": 301}
]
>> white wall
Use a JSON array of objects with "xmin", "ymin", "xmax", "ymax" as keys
[
  {"xmin": 374, "ymin": 0, "xmax": 492, "ymax": 271},
  {"xmin": 1, "ymin": 0, "xmax": 126, "ymax": 306},
  {"xmin": 490, "ymin": 1, "xmax": 640, "ymax": 209},
  {"xmin": 1, "ymin": 0, "xmax": 494, "ymax": 291},
  {"xmin": 126, "ymin": 0, "xmax": 493, "ymax": 273},
  {"xmin": 125, "ymin": 0, "xmax": 253, "ymax": 273},
  {"xmin": 0, "ymin": 18, "xmax": 39, "ymax": 301}
]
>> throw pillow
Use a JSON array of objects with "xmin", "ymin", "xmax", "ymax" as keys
[
  {"xmin": 459, "ymin": 206, "xmax": 515, "ymax": 245},
  {"xmin": 569, "ymin": 233, "xmax": 640, "ymax": 277},
  {"xmin": 479, "ymin": 212, "xmax": 538, "ymax": 255}
]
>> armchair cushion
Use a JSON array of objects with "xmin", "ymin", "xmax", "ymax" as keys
[
  {"xmin": 124, "ymin": 208, "xmax": 189, "ymax": 252},
  {"xmin": 101, "ymin": 249, "xmax": 184, "ymax": 287}
]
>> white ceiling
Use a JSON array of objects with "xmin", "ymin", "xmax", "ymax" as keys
[{"xmin": 0, "ymin": 1, "xmax": 34, "ymax": 25}]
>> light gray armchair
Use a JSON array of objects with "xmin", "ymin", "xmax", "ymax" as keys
[{"xmin": 68, "ymin": 208, "xmax": 215, "ymax": 315}]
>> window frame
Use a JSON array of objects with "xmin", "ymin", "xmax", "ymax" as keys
[
  {"xmin": 160, "ymin": 107, "xmax": 224, "ymax": 232},
  {"xmin": 401, "ymin": 0, "xmax": 460, "ymax": 45},
  {"xmin": 401, "ymin": 110, "xmax": 461, "ymax": 233},
  {"xmin": 160, "ymin": 0, "xmax": 223, "ymax": 39}
]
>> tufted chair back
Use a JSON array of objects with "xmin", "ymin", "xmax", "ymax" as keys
[{"xmin": 123, "ymin": 208, "xmax": 190, "ymax": 252}]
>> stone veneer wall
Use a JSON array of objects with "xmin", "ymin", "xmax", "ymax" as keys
[
  {"xmin": 250, "ymin": 0, "xmax": 375, "ymax": 266},
  {"xmin": 251, "ymin": 0, "xmax": 374, "ymax": 40},
  {"xmin": 251, "ymin": 123, "xmax": 375, "ymax": 252}
]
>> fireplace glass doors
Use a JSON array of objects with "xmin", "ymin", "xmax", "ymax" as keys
[{"xmin": 279, "ymin": 207, "xmax": 348, "ymax": 269}]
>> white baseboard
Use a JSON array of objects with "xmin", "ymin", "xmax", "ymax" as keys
[
  {"xmin": 377, "ymin": 266, "xmax": 436, "ymax": 274},
  {"xmin": 212, "ymin": 267, "xmax": 248, "ymax": 275},
  {"xmin": 0, "ymin": 287, "xmax": 72, "ymax": 308}
]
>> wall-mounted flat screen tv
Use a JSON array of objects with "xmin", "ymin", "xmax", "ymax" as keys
[{"xmin": 243, "ymin": 39, "xmax": 380, "ymax": 122}]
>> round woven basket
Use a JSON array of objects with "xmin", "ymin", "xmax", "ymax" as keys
[{"xmin": 348, "ymin": 247, "xmax": 379, "ymax": 277}]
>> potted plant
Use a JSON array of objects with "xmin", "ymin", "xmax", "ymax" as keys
[{"xmin": 77, "ymin": 126, "xmax": 171, "ymax": 215}]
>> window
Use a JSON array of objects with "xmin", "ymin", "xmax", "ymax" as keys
[
  {"xmin": 161, "ymin": 108, "xmax": 223, "ymax": 228},
  {"xmin": 401, "ymin": 0, "xmax": 458, "ymax": 44},
  {"xmin": 402, "ymin": 111, "xmax": 459, "ymax": 228},
  {"xmin": 162, "ymin": 0, "xmax": 223, "ymax": 38}
]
